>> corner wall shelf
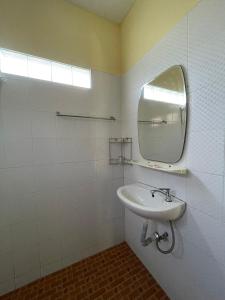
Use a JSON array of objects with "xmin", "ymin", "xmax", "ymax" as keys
[
  {"xmin": 127, "ymin": 160, "xmax": 187, "ymax": 175},
  {"xmin": 109, "ymin": 138, "xmax": 132, "ymax": 165}
]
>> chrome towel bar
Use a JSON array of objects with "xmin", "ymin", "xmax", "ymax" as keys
[{"xmin": 56, "ymin": 111, "xmax": 116, "ymax": 121}]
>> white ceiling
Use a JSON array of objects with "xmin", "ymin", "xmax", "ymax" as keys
[{"xmin": 69, "ymin": 0, "xmax": 135, "ymax": 23}]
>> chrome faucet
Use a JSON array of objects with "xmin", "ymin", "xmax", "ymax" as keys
[{"xmin": 151, "ymin": 188, "xmax": 172, "ymax": 202}]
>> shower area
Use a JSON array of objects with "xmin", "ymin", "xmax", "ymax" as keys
[{"xmin": 0, "ymin": 70, "xmax": 124, "ymax": 293}]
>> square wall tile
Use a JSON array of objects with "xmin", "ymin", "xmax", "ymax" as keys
[
  {"xmin": 187, "ymin": 130, "xmax": 224, "ymax": 175},
  {"xmin": 0, "ymin": 252, "xmax": 14, "ymax": 283},
  {"xmin": 13, "ymin": 246, "xmax": 40, "ymax": 278},
  {"xmin": 2, "ymin": 109, "xmax": 32, "ymax": 138},
  {"xmin": 0, "ymin": 226, "xmax": 12, "ymax": 255},
  {"xmin": 39, "ymin": 239, "xmax": 62, "ymax": 266},
  {"xmin": 0, "ymin": 279, "xmax": 15, "ymax": 297},
  {"xmin": 188, "ymin": 0, "xmax": 225, "ymax": 91},
  {"xmin": 40, "ymin": 260, "xmax": 62, "ymax": 277},
  {"xmin": 32, "ymin": 111, "xmax": 57, "ymax": 138},
  {"xmin": 5, "ymin": 138, "xmax": 33, "ymax": 167},
  {"xmin": 189, "ymin": 81, "xmax": 225, "ymax": 132},
  {"xmin": 15, "ymin": 268, "xmax": 40, "ymax": 290},
  {"xmin": 33, "ymin": 138, "xmax": 57, "ymax": 165},
  {"xmin": 186, "ymin": 171, "xmax": 223, "ymax": 220},
  {"xmin": 179, "ymin": 207, "xmax": 225, "ymax": 267},
  {"xmin": 0, "ymin": 76, "xmax": 30, "ymax": 111}
]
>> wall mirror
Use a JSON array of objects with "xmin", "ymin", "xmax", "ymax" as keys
[{"xmin": 138, "ymin": 65, "xmax": 187, "ymax": 163}]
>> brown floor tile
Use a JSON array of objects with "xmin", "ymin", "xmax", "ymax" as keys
[{"xmin": 0, "ymin": 242, "xmax": 170, "ymax": 300}]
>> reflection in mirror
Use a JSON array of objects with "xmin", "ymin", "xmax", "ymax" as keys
[{"xmin": 138, "ymin": 65, "xmax": 187, "ymax": 163}]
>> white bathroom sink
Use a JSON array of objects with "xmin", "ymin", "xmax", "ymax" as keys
[{"xmin": 117, "ymin": 184, "xmax": 185, "ymax": 221}]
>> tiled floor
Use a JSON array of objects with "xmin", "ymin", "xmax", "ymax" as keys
[{"xmin": 0, "ymin": 242, "xmax": 169, "ymax": 300}]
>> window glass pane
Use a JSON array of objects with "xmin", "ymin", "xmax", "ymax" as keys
[
  {"xmin": 0, "ymin": 48, "xmax": 91, "ymax": 89},
  {"xmin": 0, "ymin": 49, "xmax": 28, "ymax": 77},
  {"xmin": 52, "ymin": 62, "xmax": 73, "ymax": 85},
  {"xmin": 28, "ymin": 56, "xmax": 51, "ymax": 81},
  {"xmin": 72, "ymin": 67, "xmax": 91, "ymax": 88}
]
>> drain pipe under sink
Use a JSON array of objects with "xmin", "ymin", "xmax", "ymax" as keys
[{"xmin": 141, "ymin": 220, "xmax": 175, "ymax": 254}]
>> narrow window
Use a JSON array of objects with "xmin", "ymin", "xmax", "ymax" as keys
[{"xmin": 0, "ymin": 48, "xmax": 91, "ymax": 89}]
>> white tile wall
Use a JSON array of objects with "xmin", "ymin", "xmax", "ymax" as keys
[
  {"xmin": 188, "ymin": 0, "xmax": 225, "ymax": 92},
  {"xmin": 187, "ymin": 130, "xmax": 224, "ymax": 175},
  {"xmin": 122, "ymin": 0, "xmax": 225, "ymax": 299},
  {"xmin": 0, "ymin": 70, "xmax": 124, "ymax": 295}
]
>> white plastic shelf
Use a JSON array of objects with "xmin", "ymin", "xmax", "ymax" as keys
[{"xmin": 127, "ymin": 160, "xmax": 187, "ymax": 175}]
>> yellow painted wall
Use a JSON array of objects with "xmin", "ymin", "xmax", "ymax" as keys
[
  {"xmin": 0, "ymin": 0, "xmax": 121, "ymax": 75},
  {"xmin": 121, "ymin": 0, "xmax": 199, "ymax": 73},
  {"xmin": 0, "ymin": 0, "xmax": 200, "ymax": 75}
]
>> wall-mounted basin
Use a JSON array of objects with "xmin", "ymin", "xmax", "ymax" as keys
[{"xmin": 117, "ymin": 184, "xmax": 185, "ymax": 221}]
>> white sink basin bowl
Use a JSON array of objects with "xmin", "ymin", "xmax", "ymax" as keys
[{"xmin": 117, "ymin": 184, "xmax": 185, "ymax": 221}]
